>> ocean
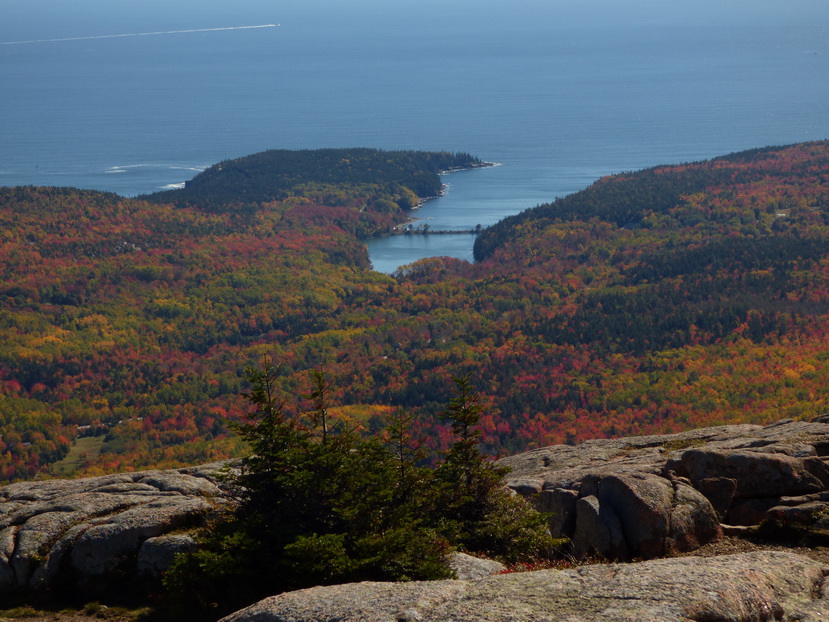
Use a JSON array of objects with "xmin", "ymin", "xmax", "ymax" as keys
[{"xmin": 2, "ymin": 0, "xmax": 828, "ymax": 272}]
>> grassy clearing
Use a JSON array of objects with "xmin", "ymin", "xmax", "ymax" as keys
[{"xmin": 49, "ymin": 436, "xmax": 105, "ymax": 477}]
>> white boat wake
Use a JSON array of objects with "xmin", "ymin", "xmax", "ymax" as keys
[{"xmin": 0, "ymin": 24, "xmax": 279, "ymax": 46}]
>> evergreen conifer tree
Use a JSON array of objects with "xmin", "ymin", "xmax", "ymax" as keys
[
  {"xmin": 165, "ymin": 365, "xmax": 551, "ymax": 620},
  {"xmin": 165, "ymin": 363, "xmax": 452, "ymax": 619},
  {"xmin": 436, "ymin": 374, "xmax": 552, "ymax": 563}
]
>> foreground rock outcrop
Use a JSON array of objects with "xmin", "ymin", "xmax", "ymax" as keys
[
  {"xmin": 3, "ymin": 416, "xmax": 829, "ymax": 603},
  {"xmin": 221, "ymin": 550, "xmax": 829, "ymax": 622},
  {"xmin": 500, "ymin": 416, "xmax": 829, "ymax": 559},
  {"xmin": 0, "ymin": 463, "xmax": 227, "ymax": 595}
]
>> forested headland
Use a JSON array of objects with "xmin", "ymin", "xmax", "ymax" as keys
[
  {"xmin": 1, "ymin": 142, "xmax": 828, "ymax": 482},
  {"xmin": 141, "ymin": 148, "xmax": 486, "ymax": 236}
]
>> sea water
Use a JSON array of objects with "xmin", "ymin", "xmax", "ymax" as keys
[{"xmin": 1, "ymin": 0, "xmax": 828, "ymax": 272}]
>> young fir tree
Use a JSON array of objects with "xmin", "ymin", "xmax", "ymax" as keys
[
  {"xmin": 302, "ymin": 367, "xmax": 333, "ymax": 444},
  {"xmin": 384, "ymin": 408, "xmax": 427, "ymax": 506},
  {"xmin": 435, "ymin": 373, "xmax": 552, "ymax": 563}
]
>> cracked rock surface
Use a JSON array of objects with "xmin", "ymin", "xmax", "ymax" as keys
[
  {"xmin": 0, "ymin": 463, "xmax": 228, "ymax": 594},
  {"xmin": 221, "ymin": 550, "xmax": 829, "ymax": 622},
  {"xmin": 500, "ymin": 416, "xmax": 829, "ymax": 559}
]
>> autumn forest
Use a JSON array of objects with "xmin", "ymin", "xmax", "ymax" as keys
[{"xmin": 1, "ymin": 143, "xmax": 828, "ymax": 482}]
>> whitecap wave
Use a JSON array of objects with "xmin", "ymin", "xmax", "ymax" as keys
[
  {"xmin": 160, "ymin": 182, "xmax": 186, "ymax": 190},
  {"xmin": 104, "ymin": 163, "xmax": 207, "ymax": 174},
  {"xmin": 170, "ymin": 165, "xmax": 207, "ymax": 172},
  {"xmin": 108, "ymin": 163, "xmax": 158, "ymax": 170}
]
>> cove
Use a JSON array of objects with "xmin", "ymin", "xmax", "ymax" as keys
[
  {"xmin": 365, "ymin": 161, "xmax": 610, "ymax": 274},
  {"xmin": 366, "ymin": 163, "xmax": 547, "ymax": 273}
]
